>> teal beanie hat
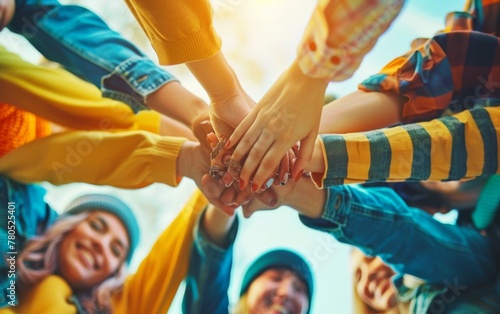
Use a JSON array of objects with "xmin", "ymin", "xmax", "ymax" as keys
[
  {"xmin": 63, "ymin": 194, "xmax": 140, "ymax": 263},
  {"xmin": 240, "ymin": 249, "xmax": 313, "ymax": 311}
]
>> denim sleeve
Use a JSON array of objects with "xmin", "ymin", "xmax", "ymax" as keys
[
  {"xmin": 299, "ymin": 185, "xmax": 498, "ymax": 287},
  {"xmin": 182, "ymin": 210, "xmax": 239, "ymax": 314},
  {"xmin": 9, "ymin": 1, "xmax": 178, "ymax": 112}
]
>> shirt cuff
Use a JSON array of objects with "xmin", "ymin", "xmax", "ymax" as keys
[
  {"xmin": 299, "ymin": 185, "xmax": 350, "ymax": 232},
  {"xmin": 193, "ymin": 208, "xmax": 239, "ymax": 263}
]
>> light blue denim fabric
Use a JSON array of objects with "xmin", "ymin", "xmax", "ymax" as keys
[
  {"xmin": 300, "ymin": 184, "xmax": 499, "ymax": 313},
  {"xmin": 183, "ymin": 209, "xmax": 239, "ymax": 314},
  {"xmin": 9, "ymin": 0, "xmax": 178, "ymax": 112},
  {"xmin": 0, "ymin": 176, "xmax": 58, "ymax": 308}
]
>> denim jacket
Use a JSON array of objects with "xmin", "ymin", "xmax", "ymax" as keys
[
  {"xmin": 182, "ymin": 209, "xmax": 239, "ymax": 314},
  {"xmin": 9, "ymin": 0, "xmax": 178, "ymax": 112},
  {"xmin": 0, "ymin": 176, "xmax": 58, "ymax": 308},
  {"xmin": 299, "ymin": 184, "xmax": 500, "ymax": 314}
]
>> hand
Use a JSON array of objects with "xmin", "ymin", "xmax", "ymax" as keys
[
  {"xmin": 226, "ymin": 60, "xmax": 329, "ymax": 191},
  {"xmin": 242, "ymin": 173, "xmax": 325, "ymax": 219}
]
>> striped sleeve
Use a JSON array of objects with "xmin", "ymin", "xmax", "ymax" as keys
[{"xmin": 313, "ymin": 105, "xmax": 500, "ymax": 187}]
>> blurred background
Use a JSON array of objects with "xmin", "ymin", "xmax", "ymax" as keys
[{"xmin": 0, "ymin": 0, "xmax": 463, "ymax": 312}]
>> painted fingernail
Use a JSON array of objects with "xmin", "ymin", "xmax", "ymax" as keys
[
  {"xmin": 294, "ymin": 170, "xmax": 304, "ymax": 182},
  {"xmin": 265, "ymin": 178, "xmax": 274, "ymax": 189},
  {"xmin": 284, "ymin": 173, "xmax": 289, "ymax": 184},
  {"xmin": 239, "ymin": 179, "xmax": 246, "ymax": 190},
  {"xmin": 224, "ymin": 140, "xmax": 231, "ymax": 149},
  {"xmin": 251, "ymin": 183, "xmax": 259, "ymax": 192}
]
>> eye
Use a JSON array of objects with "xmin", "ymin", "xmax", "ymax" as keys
[
  {"xmin": 293, "ymin": 280, "xmax": 306, "ymax": 294},
  {"xmin": 89, "ymin": 219, "xmax": 104, "ymax": 232},
  {"xmin": 111, "ymin": 244, "xmax": 122, "ymax": 258}
]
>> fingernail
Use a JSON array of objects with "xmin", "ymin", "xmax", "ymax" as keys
[
  {"xmin": 284, "ymin": 173, "xmax": 289, "ymax": 184},
  {"xmin": 265, "ymin": 178, "xmax": 274, "ymax": 189},
  {"xmin": 251, "ymin": 183, "xmax": 259, "ymax": 192},
  {"xmin": 239, "ymin": 179, "xmax": 246, "ymax": 190},
  {"xmin": 206, "ymin": 134, "xmax": 212, "ymax": 144},
  {"xmin": 224, "ymin": 140, "xmax": 231, "ymax": 149},
  {"xmin": 294, "ymin": 170, "xmax": 304, "ymax": 182}
]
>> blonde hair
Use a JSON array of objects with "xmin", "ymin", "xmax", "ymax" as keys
[
  {"xmin": 18, "ymin": 212, "xmax": 126, "ymax": 313},
  {"xmin": 232, "ymin": 293, "xmax": 250, "ymax": 314}
]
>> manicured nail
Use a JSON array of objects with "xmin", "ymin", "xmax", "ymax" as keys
[
  {"xmin": 283, "ymin": 173, "xmax": 289, "ymax": 184},
  {"xmin": 294, "ymin": 170, "xmax": 304, "ymax": 182},
  {"xmin": 224, "ymin": 140, "xmax": 231, "ymax": 149},
  {"xmin": 239, "ymin": 179, "xmax": 246, "ymax": 190},
  {"xmin": 265, "ymin": 178, "xmax": 274, "ymax": 189},
  {"xmin": 251, "ymin": 183, "xmax": 259, "ymax": 192}
]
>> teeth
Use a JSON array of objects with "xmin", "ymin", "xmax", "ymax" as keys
[
  {"xmin": 81, "ymin": 249, "xmax": 95, "ymax": 267},
  {"xmin": 271, "ymin": 305, "xmax": 288, "ymax": 314}
]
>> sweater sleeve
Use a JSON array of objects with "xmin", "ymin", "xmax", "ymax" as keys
[
  {"xmin": 296, "ymin": 0, "xmax": 404, "ymax": 80},
  {"xmin": 313, "ymin": 105, "xmax": 500, "ymax": 187},
  {"xmin": 0, "ymin": 46, "xmax": 144, "ymax": 132},
  {"xmin": 0, "ymin": 131, "xmax": 186, "ymax": 188},
  {"xmin": 123, "ymin": 0, "xmax": 221, "ymax": 64},
  {"xmin": 111, "ymin": 190, "xmax": 208, "ymax": 314}
]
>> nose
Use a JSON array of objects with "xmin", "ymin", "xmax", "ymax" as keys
[{"xmin": 276, "ymin": 279, "xmax": 295, "ymax": 299}]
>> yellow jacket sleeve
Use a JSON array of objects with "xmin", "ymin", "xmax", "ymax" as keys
[
  {"xmin": 111, "ymin": 190, "xmax": 208, "ymax": 313},
  {"xmin": 0, "ymin": 275, "xmax": 76, "ymax": 314},
  {"xmin": 0, "ymin": 131, "xmax": 186, "ymax": 188},
  {"xmin": 0, "ymin": 46, "xmax": 160, "ymax": 132},
  {"xmin": 123, "ymin": 0, "xmax": 221, "ymax": 64}
]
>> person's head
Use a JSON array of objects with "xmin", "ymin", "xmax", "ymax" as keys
[
  {"xmin": 19, "ymin": 194, "xmax": 139, "ymax": 310},
  {"xmin": 235, "ymin": 249, "xmax": 313, "ymax": 314},
  {"xmin": 0, "ymin": 0, "xmax": 15, "ymax": 31},
  {"xmin": 351, "ymin": 248, "xmax": 399, "ymax": 314}
]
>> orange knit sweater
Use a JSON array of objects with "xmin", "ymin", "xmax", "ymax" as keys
[{"xmin": 0, "ymin": 103, "xmax": 51, "ymax": 157}]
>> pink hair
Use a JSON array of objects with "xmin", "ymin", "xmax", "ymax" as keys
[{"xmin": 18, "ymin": 212, "xmax": 126, "ymax": 313}]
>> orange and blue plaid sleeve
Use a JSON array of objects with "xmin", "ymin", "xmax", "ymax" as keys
[
  {"xmin": 359, "ymin": 9, "xmax": 500, "ymax": 123},
  {"xmin": 296, "ymin": 0, "xmax": 404, "ymax": 81}
]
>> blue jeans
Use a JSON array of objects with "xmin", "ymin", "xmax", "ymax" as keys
[
  {"xmin": 301, "ymin": 185, "xmax": 497, "ymax": 286},
  {"xmin": 9, "ymin": 0, "xmax": 177, "ymax": 112}
]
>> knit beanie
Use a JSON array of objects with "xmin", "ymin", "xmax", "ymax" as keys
[
  {"xmin": 62, "ymin": 194, "xmax": 140, "ymax": 263},
  {"xmin": 240, "ymin": 249, "xmax": 313, "ymax": 311}
]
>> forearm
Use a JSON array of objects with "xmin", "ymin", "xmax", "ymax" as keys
[
  {"xmin": 309, "ymin": 106, "xmax": 500, "ymax": 187},
  {"xmin": 147, "ymin": 82, "xmax": 208, "ymax": 129},
  {"xmin": 201, "ymin": 205, "xmax": 236, "ymax": 248},
  {"xmin": 187, "ymin": 51, "xmax": 245, "ymax": 103},
  {"xmin": 319, "ymin": 90, "xmax": 403, "ymax": 134}
]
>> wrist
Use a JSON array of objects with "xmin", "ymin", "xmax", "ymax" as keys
[
  {"xmin": 305, "ymin": 136, "xmax": 326, "ymax": 173},
  {"xmin": 176, "ymin": 141, "xmax": 197, "ymax": 179},
  {"xmin": 285, "ymin": 177, "xmax": 325, "ymax": 219},
  {"xmin": 201, "ymin": 204, "xmax": 236, "ymax": 247},
  {"xmin": 187, "ymin": 51, "xmax": 242, "ymax": 102},
  {"xmin": 147, "ymin": 81, "xmax": 207, "ymax": 128}
]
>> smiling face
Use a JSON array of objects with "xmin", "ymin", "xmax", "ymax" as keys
[
  {"xmin": 57, "ymin": 211, "xmax": 129, "ymax": 291},
  {"xmin": 352, "ymin": 249, "xmax": 397, "ymax": 312},
  {"xmin": 246, "ymin": 268, "xmax": 310, "ymax": 314},
  {"xmin": 0, "ymin": 0, "xmax": 14, "ymax": 31}
]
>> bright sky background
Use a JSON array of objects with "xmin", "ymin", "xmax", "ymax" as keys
[{"xmin": 0, "ymin": 0, "xmax": 464, "ymax": 313}]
